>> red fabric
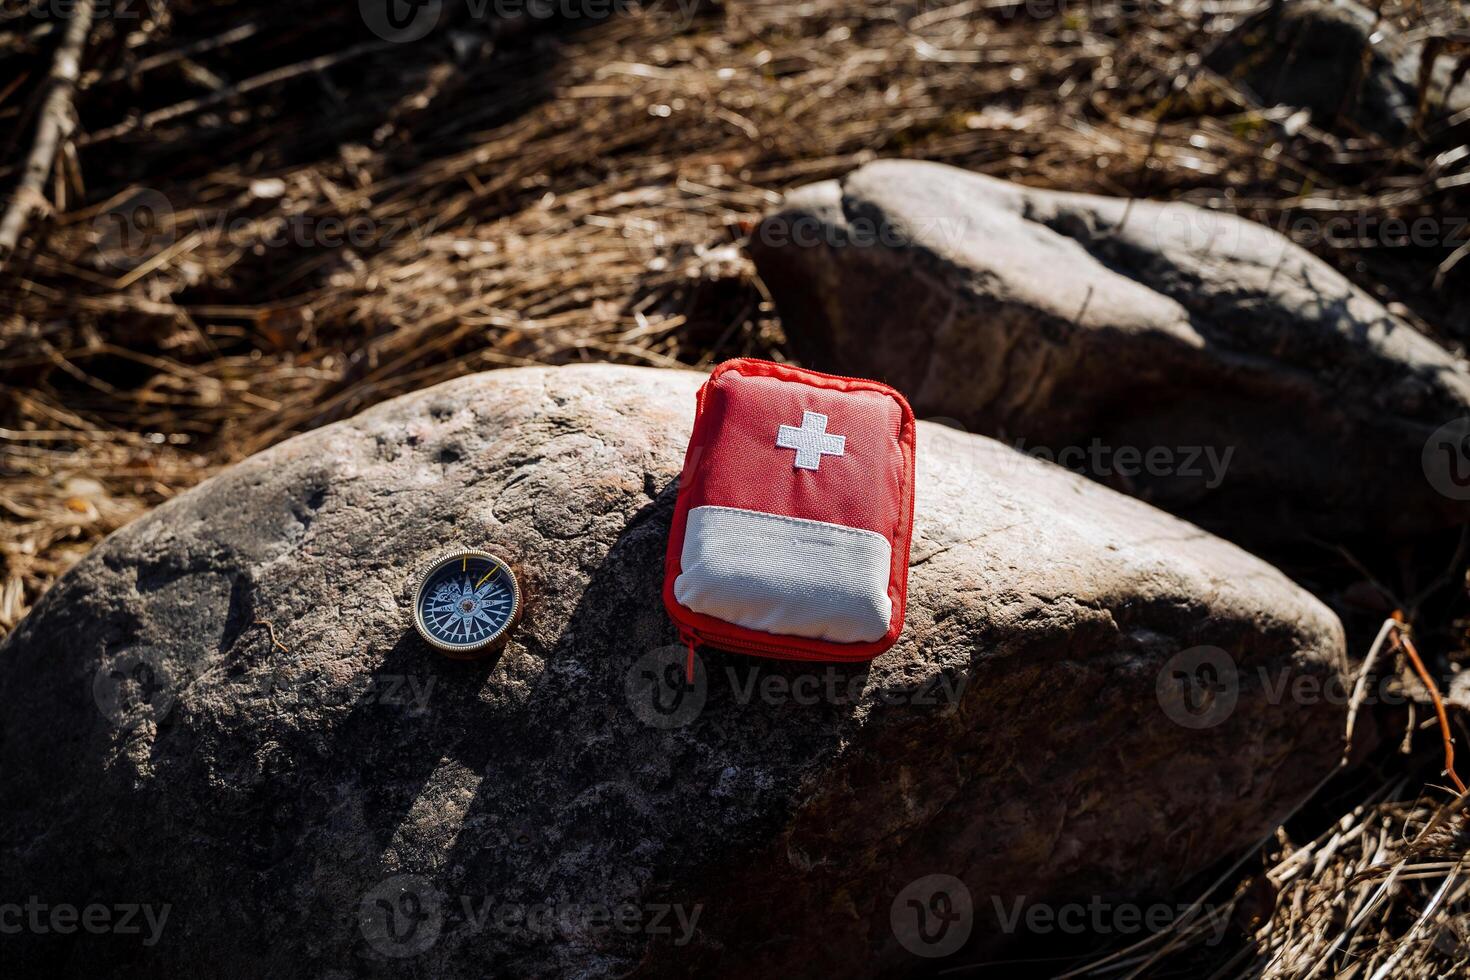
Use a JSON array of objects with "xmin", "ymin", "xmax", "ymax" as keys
[
  {"xmin": 663, "ymin": 358, "xmax": 917, "ymax": 663},
  {"xmin": 687, "ymin": 373, "xmax": 905, "ymax": 535}
]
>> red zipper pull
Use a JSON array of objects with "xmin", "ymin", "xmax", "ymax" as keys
[{"xmin": 679, "ymin": 630, "xmax": 699, "ymax": 684}]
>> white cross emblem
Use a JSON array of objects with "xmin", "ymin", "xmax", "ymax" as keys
[{"xmin": 776, "ymin": 411, "xmax": 847, "ymax": 471}]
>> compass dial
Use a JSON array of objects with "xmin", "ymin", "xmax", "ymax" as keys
[{"xmin": 412, "ymin": 550, "xmax": 521, "ymax": 657}]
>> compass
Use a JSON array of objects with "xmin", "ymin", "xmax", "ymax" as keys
[{"xmin": 411, "ymin": 550, "xmax": 521, "ymax": 657}]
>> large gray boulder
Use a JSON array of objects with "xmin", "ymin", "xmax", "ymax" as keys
[
  {"xmin": 0, "ymin": 364, "xmax": 1351, "ymax": 977},
  {"xmin": 750, "ymin": 159, "xmax": 1470, "ymax": 547}
]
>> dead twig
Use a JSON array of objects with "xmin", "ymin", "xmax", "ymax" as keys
[
  {"xmin": 1391, "ymin": 610, "xmax": 1468, "ymax": 797},
  {"xmin": 253, "ymin": 619, "xmax": 291, "ymax": 655},
  {"xmin": 0, "ymin": 0, "xmax": 95, "ymax": 273}
]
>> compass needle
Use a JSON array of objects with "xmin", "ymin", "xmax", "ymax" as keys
[{"xmin": 474, "ymin": 561, "xmax": 502, "ymax": 591}]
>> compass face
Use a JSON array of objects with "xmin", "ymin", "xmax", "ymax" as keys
[{"xmin": 412, "ymin": 551, "xmax": 520, "ymax": 656}]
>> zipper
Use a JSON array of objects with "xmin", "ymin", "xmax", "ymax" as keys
[
  {"xmin": 719, "ymin": 356, "xmax": 893, "ymax": 391},
  {"xmin": 677, "ymin": 622, "xmax": 880, "ymax": 670},
  {"xmin": 678, "ymin": 628, "xmax": 698, "ymax": 683}
]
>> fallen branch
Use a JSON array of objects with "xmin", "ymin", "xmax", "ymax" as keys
[
  {"xmin": 0, "ymin": 0, "xmax": 96, "ymax": 274},
  {"xmin": 1392, "ymin": 610, "xmax": 1468, "ymax": 796}
]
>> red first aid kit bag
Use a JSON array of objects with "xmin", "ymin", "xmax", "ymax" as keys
[{"xmin": 663, "ymin": 358, "xmax": 916, "ymax": 666}]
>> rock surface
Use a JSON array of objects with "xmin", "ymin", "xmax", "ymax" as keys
[
  {"xmin": 0, "ymin": 364, "xmax": 1351, "ymax": 977},
  {"xmin": 750, "ymin": 159, "xmax": 1470, "ymax": 546},
  {"xmin": 1207, "ymin": 0, "xmax": 1470, "ymax": 141}
]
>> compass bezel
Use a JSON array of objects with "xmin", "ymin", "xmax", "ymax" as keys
[{"xmin": 411, "ymin": 549, "xmax": 522, "ymax": 657}]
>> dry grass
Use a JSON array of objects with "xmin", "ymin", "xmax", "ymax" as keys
[
  {"xmin": 3, "ymin": 0, "xmax": 1470, "ymax": 974},
  {"xmin": 1062, "ymin": 779, "xmax": 1470, "ymax": 978},
  {"xmin": 1252, "ymin": 785, "xmax": 1470, "ymax": 978}
]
